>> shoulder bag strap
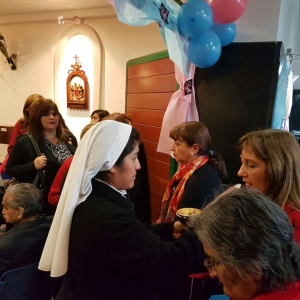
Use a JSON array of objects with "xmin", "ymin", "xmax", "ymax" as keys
[{"xmin": 26, "ymin": 133, "xmax": 42, "ymax": 157}]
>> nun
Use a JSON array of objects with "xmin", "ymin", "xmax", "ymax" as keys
[{"xmin": 39, "ymin": 120, "xmax": 206, "ymax": 300}]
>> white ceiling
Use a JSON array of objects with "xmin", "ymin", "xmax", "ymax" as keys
[{"xmin": 0, "ymin": 0, "xmax": 110, "ymax": 16}]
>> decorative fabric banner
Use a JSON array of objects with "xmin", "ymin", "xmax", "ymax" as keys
[
  {"xmin": 272, "ymin": 52, "xmax": 292, "ymax": 130},
  {"xmin": 108, "ymin": 0, "xmax": 201, "ymax": 155},
  {"xmin": 108, "ymin": 0, "xmax": 192, "ymax": 77},
  {"xmin": 157, "ymin": 63, "xmax": 199, "ymax": 155}
]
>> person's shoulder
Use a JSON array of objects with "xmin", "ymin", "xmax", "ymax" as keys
[
  {"xmin": 14, "ymin": 133, "xmax": 31, "ymax": 144},
  {"xmin": 193, "ymin": 163, "xmax": 221, "ymax": 178}
]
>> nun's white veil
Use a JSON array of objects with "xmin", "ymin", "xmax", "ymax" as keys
[{"xmin": 39, "ymin": 120, "xmax": 132, "ymax": 277}]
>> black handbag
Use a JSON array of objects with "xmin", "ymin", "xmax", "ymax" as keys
[
  {"xmin": 26, "ymin": 134, "xmax": 46, "ymax": 198},
  {"xmin": 4, "ymin": 134, "xmax": 46, "ymax": 198}
]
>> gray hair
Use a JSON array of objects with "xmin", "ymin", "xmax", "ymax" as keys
[
  {"xmin": 5, "ymin": 183, "xmax": 42, "ymax": 217},
  {"xmin": 192, "ymin": 187, "xmax": 300, "ymax": 293}
]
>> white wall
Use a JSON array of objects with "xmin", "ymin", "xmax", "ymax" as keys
[
  {"xmin": 0, "ymin": 14, "xmax": 166, "ymax": 156},
  {"xmin": 0, "ymin": 0, "xmax": 292, "ymax": 159}
]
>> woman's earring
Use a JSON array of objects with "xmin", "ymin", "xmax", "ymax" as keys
[{"xmin": 191, "ymin": 153, "xmax": 194, "ymax": 156}]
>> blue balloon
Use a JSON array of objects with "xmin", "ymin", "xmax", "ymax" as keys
[
  {"xmin": 185, "ymin": 31, "xmax": 222, "ymax": 68},
  {"xmin": 178, "ymin": 0, "xmax": 213, "ymax": 37},
  {"xmin": 211, "ymin": 22, "xmax": 237, "ymax": 46}
]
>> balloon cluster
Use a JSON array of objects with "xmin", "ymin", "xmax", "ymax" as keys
[{"xmin": 178, "ymin": 0, "xmax": 247, "ymax": 68}]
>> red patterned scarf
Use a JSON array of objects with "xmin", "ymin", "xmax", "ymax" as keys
[{"xmin": 156, "ymin": 155, "xmax": 209, "ymax": 223}]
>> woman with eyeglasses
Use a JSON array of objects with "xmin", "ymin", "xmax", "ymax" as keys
[{"xmin": 192, "ymin": 187, "xmax": 300, "ymax": 300}]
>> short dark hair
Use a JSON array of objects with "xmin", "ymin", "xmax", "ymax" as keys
[
  {"xmin": 170, "ymin": 121, "xmax": 227, "ymax": 179},
  {"xmin": 103, "ymin": 112, "xmax": 132, "ymax": 124},
  {"xmin": 193, "ymin": 187, "xmax": 300, "ymax": 293},
  {"xmin": 5, "ymin": 183, "xmax": 42, "ymax": 218},
  {"xmin": 90, "ymin": 109, "xmax": 110, "ymax": 120}
]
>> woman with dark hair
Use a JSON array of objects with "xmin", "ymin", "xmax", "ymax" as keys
[
  {"xmin": 237, "ymin": 129, "xmax": 300, "ymax": 243},
  {"xmin": 6, "ymin": 99, "xmax": 77, "ymax": 215},
  {"xmin": 156, "ymin": 121, "xmax": 228, "ymax": 300},
  {"xmin": 39, "ymin": 121, "xmax": 206, "ymax": 300},
  {"xmin": 157, "ymin": 121, "xmax": 228, "ymax": 223},
  {"xmin": 90, "ymin": 109, "xmax": 109, "ymax": 123},
  {"xmin": 193, "ymin": 187, "xmax": 300, "ymax": 300},
  {"xmin": 0, "ymin": 94, "xmax": 44, "ymax": 175}
]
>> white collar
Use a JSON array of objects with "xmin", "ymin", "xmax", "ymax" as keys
[{"xmin": 93, "ymin": 177, "xmax": 127, "ymax": 198}]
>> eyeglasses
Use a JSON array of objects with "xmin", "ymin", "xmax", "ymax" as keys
[{"xmin": 204, "ymin": 257, "xmax": 222, "ymax": 271}]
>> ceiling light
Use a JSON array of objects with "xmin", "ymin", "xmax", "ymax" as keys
[{"xmin": 57, "ymin": 16, "xmax": 82, "ymax": 26}]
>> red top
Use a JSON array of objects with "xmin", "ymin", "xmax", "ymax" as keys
[
  {"xmin": 284, "ymin": 204, "xmax": 300, "ymax": 244},
  {"xmin": 0, "ymin": 120, "xmax": 25, "ymax": 174},
  {"xmin": 231, "ymin": 282, "xmax": 300, "ymax": 300},
  {"xmin": 48, "ymin": 156, "xmax": 73, "ymax": 206},
  {"xmin": 7, "ymin": 119, "xmax": 26, "ymax": 154}
]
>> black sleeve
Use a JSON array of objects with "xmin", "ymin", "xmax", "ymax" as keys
[
  {"xmin": 6, "ymin": 136, "xmax": 37, "ymax": 180},
  {"xmin": 70, "ymin": 135, "xmax": 78, "ymax": 148},
  {"xmin": 147, "ymin": 221, "xmax": 176, "ymax": 242},
  {"xmin": 65, "ymin": 130, "xmax": 78, "ymax": 148},
  {"xmin": 178, "ymin": 165, "xmax": 222, "ymax": 210}
]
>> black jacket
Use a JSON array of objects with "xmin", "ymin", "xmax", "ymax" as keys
[
  {"xmin": 0, "ymin": 216, "xmax": 51, "ymax": 276},
  {"xmin": 177, "ymin": 163, "xmax": 223, "ymax": 210},
  {"xmin": 6, "ymin": 133, "xmax": 76, "ymax": 214},
  {"xmin": 57, "ymin": 180, "xmax": 206, "ymax": 300}
]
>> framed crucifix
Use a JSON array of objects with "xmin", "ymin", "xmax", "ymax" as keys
[{"xmin": 66, "ymin": 55, "xmax": 88, "ymax": 109}]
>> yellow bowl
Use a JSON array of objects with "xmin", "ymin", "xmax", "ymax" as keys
[{"xmin": 176, "ymin": 208, "xmax": 201, "ymax": 225}]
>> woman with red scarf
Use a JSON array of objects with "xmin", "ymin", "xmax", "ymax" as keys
[
  {"xmin": 157, "ymin": 121, "xmax": 228, "ymax": 224},
  {"xmin": 157, "ymin": 121, "xmax": 228, "ymax": 300}
]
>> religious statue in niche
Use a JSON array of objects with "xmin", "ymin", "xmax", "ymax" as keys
[{"xmin": 66, "ymin": 55, "xmax": 88, "ymax": 109}]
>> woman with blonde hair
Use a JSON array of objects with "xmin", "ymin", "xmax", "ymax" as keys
[
  {"xmin": 0, "ymin": 94, "xmax": 44, "ymax": 175},
  {"xmin": 237, "ymin": 129, "xmax": 300, "ymax": 243}
]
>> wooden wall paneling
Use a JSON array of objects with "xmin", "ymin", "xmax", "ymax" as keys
[
  {"xmin": 150, "ymin": 189, "xmax": 165, "ymax": 212},
  {"xmin": 131, "ymin": 123, "xmax": 161, "ymax": 143},
  {"xmin": 126, "ymin": 50, "xmax": 176, "ymax": 223},
  {"xmin": 127, "ymin": 74, "xmax": 176, "ymax": 94},
  {"xmin": 126, "ymin": 108, "xmax": 165, "ymax": 127},
  {"xmin": 128, "ymin": 58, "xmax": 175, "ymax": 79},
  {"xmin": 146, "ymin": 156, "xmax": 170, "ymax": 181},
  {"xmin": 142, "ymin": 140, "xmax": 170, "ymax": 163},
  {"xmin": 148, "ymin": 173, "xmax": 168, "ymax": 195},
  {"xmin": 151, "ymin": 206, "xmax": 161, "ymax": 223},
  {"xmin": 127, "ymin": 93, "xmax": 171, "ymax": 110}
]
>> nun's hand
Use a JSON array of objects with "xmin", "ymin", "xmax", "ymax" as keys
[{"xmin": 173, "ymin": 221, "xmax": 189, "ymax": 238}]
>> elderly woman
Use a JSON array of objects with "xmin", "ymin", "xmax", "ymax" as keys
[
  {"xmin": 192, "ymin": 187, "xmax": 300, "ymax": 300},
  {"xmin": 237, "ymin": 129, "xmax": 300, "ymax": 243},
  {"xmin": 39, "ymin": 121, "xmax": 206, "ymax": 300},
  {"xmin": 0, "ymin": 183, "xmax": 50, "ymax": 276},
  {"xmin": 6, "ymin": 99, "xmax": 77, "ymax": 215}
]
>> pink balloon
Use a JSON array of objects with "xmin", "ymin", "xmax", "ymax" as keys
[{"xmin": 206, "ymin": 0, "xmax": 247, "ymax": 24}]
